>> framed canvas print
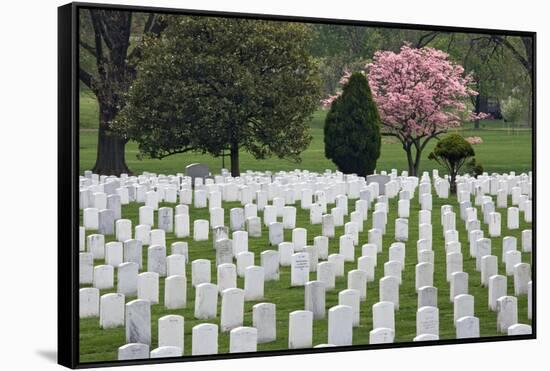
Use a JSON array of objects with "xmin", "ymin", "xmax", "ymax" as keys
[{"xmin": 58, "ymin": 1, "xmax": 536, "ymax": 368}]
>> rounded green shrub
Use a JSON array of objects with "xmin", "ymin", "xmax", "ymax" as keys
[{"xmin": 428, "ymin": 134, "xmax": 477, "ymax": 193}]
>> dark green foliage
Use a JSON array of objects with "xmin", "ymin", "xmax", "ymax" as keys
[
  {"xmin": 428, "ymin": 134, "xmax": 475, "ymax": 162},
  {"xmin": 428, "ymin": 134, "xmax": 476, "ymax": 192},
  {"xmin": 323, "ymin": 73, "xmax": 381, "ymax": 176},
  {"xmin": 115, "ymin": 16, "xmax": 321, "ymax": 176},
  {"xmin": 467, "ymin": 158, "xmax": 484, "ymax": 176}
]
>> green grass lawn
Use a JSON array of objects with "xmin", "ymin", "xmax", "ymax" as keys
[
  {"xmin": 79, "ymin": 194, "xmax": 532, "ymax": 363},
  {"xmin": 79, "ymin": 90, "xmax": 99, "ymax": 129},
  {"xmin": 79, "ymin": 102, "xmax": 532, "ymax": 176}
]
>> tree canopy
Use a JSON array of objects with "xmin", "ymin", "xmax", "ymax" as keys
[
  {"xmin": 116, "ymin": 16, "xmax": 321, "ymax": 176},
  {"xmin": 428, "ymin": 134, "xmax": 477, "ymax": 193}
]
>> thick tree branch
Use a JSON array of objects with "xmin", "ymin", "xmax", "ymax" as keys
[
  {"xmin": 143, "ymin": 13, "xmax": 155, "ymax": 34},
  {"xmin": 416, "ymin": 31, "xmax": 439, "ymax": 48},
  {"xmin": 148, "ymin": 15, "xmax": 167, "ymax": 35},
  {"xmin": 446, "ymin": 34, "xmax": 455, "ymax": 53},
  {"xmin": 154, "ymin": 147, "xmax": 196, "ymax": 159},
  {"xmin": 79, "ymin": 67, "xmax": 96, "ymax": 91},
  {"xmin": 473, "ymin": 35, "xmax": 532, "ymax": 75},
  {"xmin": 456, "ymin": 157, "xmax": 470, "ymax": 173},
  {"xmin": 521, "ymin": 36, "xmax": 533, "ymax": 72},
  {"xmin": 90, "ymin": 10, "xmax": 114, "ymax": 50},
  {"xmin": 79, "ymin": 40, "xmax": 96, "ymax": 56},
  {"xmin": 495, "ymin": 36, "xmax": 531, "ymax": 72},
  {"xmin": 418, "ymin": 130, "xmax": 446, "ymax": 152},
  {"xmin": 89, "ymin": 11, "xmax": 106, "ymax": 80}
]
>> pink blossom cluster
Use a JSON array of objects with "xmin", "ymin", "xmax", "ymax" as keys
[
  {"xmin": 367, "ymin": 45, "xmax": 477, "ymax": 137},
  {"xmin": 465, "ymin": 136, "xmax": 483, "ymax": 145},
  {"xmin": 339, "ymin": 69, "xmax": 353, "ymax": 85},
  {"xmin": 323, "ymin": 45, "xmax": 484, "ymax": 139},
  {"xmin": 321, "ymin": 94, "xmax": 340, "ymax": 108}
]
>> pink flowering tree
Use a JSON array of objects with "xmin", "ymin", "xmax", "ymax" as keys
[{"xmin": 324, "ymin": 45, "xmax": 482, "ymax": 176}]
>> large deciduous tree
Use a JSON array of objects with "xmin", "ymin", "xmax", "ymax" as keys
[
  {"xmin": 367, "ymin": 45, "xmax": 479, "ymax": 175},
  {"xmin": 324, "ymin": 73, "xmax": 381, "ymax": 176},
  {"xmin": 116, "ymin": 17, "xmax": 321, "ymax": 177},
  {"xmin": 324, "ymin": 45, "xmax": 480, "ymax": 176},
  {"xmin": 79, "ymin": 9, "xmax": 165, "ymax": 175}
]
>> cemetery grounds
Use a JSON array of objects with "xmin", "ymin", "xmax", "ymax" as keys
[{"xmin": 78, "ymin": 107, "xmax": 533, "ymax": 362}]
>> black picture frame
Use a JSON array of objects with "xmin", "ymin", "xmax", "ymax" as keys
[{"xmin": 58, "ymin": 2, "xmax": 537, "ymax": 368}]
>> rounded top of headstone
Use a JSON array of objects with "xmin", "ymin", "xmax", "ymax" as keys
[
  {"xmin": 289, "ymin": 310, "xmax": 313, "ymax": 318},
  {"xmin": 193, "ymin": 323, "xmax": 218, "ymax": 331},
  {"xmin": 80, "ymin": 287, "xmax": 99, "ymax": 294},
  {"xmin": 222, "ymin": 287, "xmax": 244, "ymax": 296},
  {"xmin": 192, "ymin": 259, "xmax": 211, "ymax": 264},
  {"xmin": 252, "ymin": 302, "xmax": 276, "ymax": 310},
  {"xmin": 126, "ymin": 298, "xmax": 150, "ymax": 308},
  {"xmin": 166, "ymin": 274, "xmax": 186, "ymax": 282},
  {"xmin": 159, "ymin": 314, "xmax": 184, "ymax": 322},
  {"xmin": 339, "ymin": 288, "xmax": 360, "ymax": 297},
  {"xmin": 329, "ymin": 304, "xmax": 353, "ymax": 314},
  {"xmin": 373, "ymin": 301, "xmax": 395, "ymax": 310},
  {"xmin": 230, "ymin": 326, "xmax": 258, "ymax": 335},
  {"xmin": 245, "ymin": 265, "xmax": 264, "ymax": 273},
  {"xmin": 139, "ymin": 271, "xmax": 159, "ymax": 278}
]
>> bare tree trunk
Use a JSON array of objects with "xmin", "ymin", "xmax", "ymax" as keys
[
  {"xmin": 409, "ymin": 145, "xmax": 422, "ymax": 176},
  {"xmin": 450, "ymin": 172, "xmax": 457, "ymax": 194},
  {"xmin": 92, "ymin": 105, "xmax": 130, "ymax": 176},
  {"xmin": 230, "ymin": 140, "xmax": 240, "ymax": 177},
  {"xmin": 413, "ymin": 145, "xmax": 423, "ymax": 176},
  {"xmin": 474, "ymin": 94, "xmax": 481, "ymax": 130},
  {"xmin": 405, "ymin": 145, "xmax": 415, "ymax": 176},
  {"xmin": 522, "ymin": 36, "xmax": 533, "ymax": 128},
  {"xmin": 527, "ymin": 89, "xmax": 533, "ymax": 128}
]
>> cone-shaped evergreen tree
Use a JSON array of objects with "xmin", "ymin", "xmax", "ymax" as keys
[{"xmin": 324, "ymin": 73, "xmax": 382, "ymax": 176}]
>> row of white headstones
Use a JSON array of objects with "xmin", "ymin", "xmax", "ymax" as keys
[{"xmin": 79, "ymin": 169, "xmax": 533, "ymax": 360}]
